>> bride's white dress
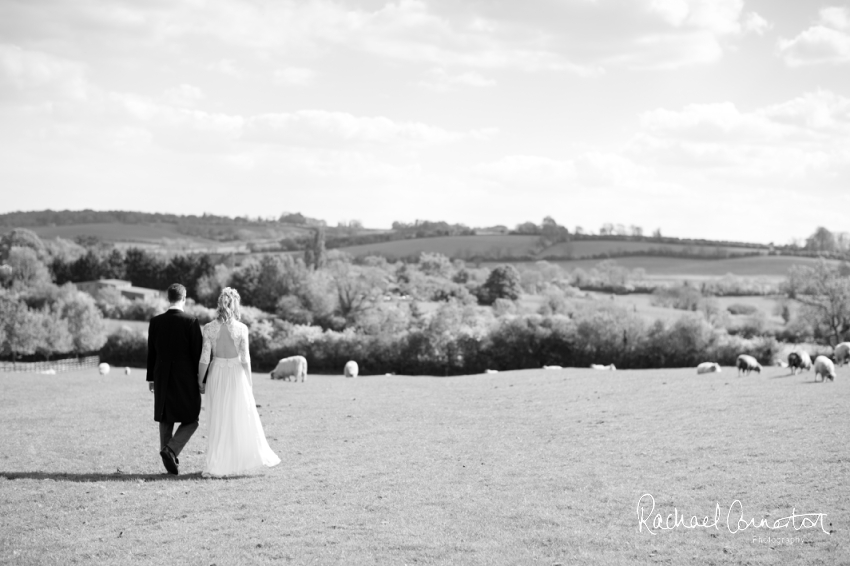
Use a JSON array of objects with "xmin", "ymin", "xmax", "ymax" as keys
[{"xmin": 200, "ymin": 319, "xmax": 280, "ymax": 477}]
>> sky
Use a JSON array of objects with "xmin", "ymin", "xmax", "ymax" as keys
[{"xmin": 0, "ymin": 0, "xmax": 849, "ymax": 244}]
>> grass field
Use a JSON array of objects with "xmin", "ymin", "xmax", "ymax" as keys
[
  {"xmin": 540, "ymin": 241, "xmax": 763, "ymax": 258},
  {"xmin": 336, "ymin": 235, "xmax": 542, "ymax": 259},
  {"xmin": 506, "ymin": 255, "xmax": 836, "ymax": 282},
  {"xmin": 27, "ymin": 223, "xmax": 209, "ymax": 243},
  {"xmin": 103, "ymin": 319, "xmax": 149, "ymax": 334},
  {"xmin": 334, "ymin": 236, "xmax": 769, "ymax": 263},
  {"xmin": 1, "ymin": 367, "xmax": 847, "ymax": 565}
]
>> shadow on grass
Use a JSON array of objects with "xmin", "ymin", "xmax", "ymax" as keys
[
  {"xmin": 770, "ymin": 371, "xmax": 802, "ymax": 379},
  {"xmin": 1, "ymin": 471, "xmax": 256, "ymax": 482},
  {"xmin": 0, "ymin": 471, "xmax": 205, "ymax": 482}
]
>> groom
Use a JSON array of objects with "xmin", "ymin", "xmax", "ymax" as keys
[{"xmin": 146, "ymin": 283, "xmax": 203, "ymax": 475}]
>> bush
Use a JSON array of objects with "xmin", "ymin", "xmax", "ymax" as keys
[
  {"xmin": 726, "ymin": 303, "xmax": 759, "ymax": 316},
  {"xmin": 100, "ymin": 326, "xmax": 148, "ymax": 367}
]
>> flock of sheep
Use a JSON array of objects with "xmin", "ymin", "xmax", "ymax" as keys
[
  {"xmin": 265, "ymin": 344, "xmax": 850, "ymax": 382},
  {"xmin": 269, "ymin": 356, "xmax": 359, "ymax": 381},
  {"xmin": 696, "ymin": 342, "xmax": 850, "ymax": 382}
]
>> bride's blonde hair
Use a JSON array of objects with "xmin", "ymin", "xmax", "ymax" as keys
[{"xmin": 216, "ymin": 287, "xmax": 241, "ymax": 322}]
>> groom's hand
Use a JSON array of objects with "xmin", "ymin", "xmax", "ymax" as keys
[{"xmin": 148, "ymin": 382, "xmax": 154, "ymax": 393}]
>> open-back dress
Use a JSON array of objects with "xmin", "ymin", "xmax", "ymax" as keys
[{"xmin": 199, "ymin": 318, "xmax": 280, "ymax": 477}]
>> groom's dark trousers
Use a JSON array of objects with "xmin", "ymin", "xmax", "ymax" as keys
[{"xmin": 147, "ymin": 308, "xmax": 203, "ymax": 459}]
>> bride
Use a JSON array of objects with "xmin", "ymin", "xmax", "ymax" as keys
[{"xmin": 198, "ymin": 287, "xmax": 280, "ymax": 477}]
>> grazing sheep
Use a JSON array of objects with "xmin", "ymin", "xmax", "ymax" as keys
[
  {"xmin": 41, "ymin": 369, "xmax": 57, "ymax": 375},
  {"xmin": 696, "ymin": 362, "xmax": 721, "ymax": 375},
  {"xmin": 736, "ymin": 355, "xmax": 761, "ymax": 376},
  {"xmin": 814, "ymin": 355, "xmax": 836, "ymax": 382},
  {"xmin": 834, "ymin": 342, "xmax": 850, "ymax": 366},
  {"xmin": 485, "ymin": 369, "xmax": 499, "ymax": 374},
  {"xmin": 590, "ymin": 364, "xmax": 616, "ymax": 371},
  {"xmin": 124, "ymin": 367, "xmax": 131, "ymax": 376},
  {"xmin": 98, "ymin": 363, "xmax": 110, "ymax": 375},
  {"xmin": 543, "ymin": 365, "xmax": 563, "ymax": 370},
  {"xmin": 270, "ymin": 356, "xmax": 307, "ymax": 382},
  {"xmin": 788, "ymin": 351, "xmax": 812, "ymax": 375},
  {"xmin": 344, "ymin": 360, "xmax": 359, "ymax": 378},
  {"xmin": 776, "ymin": 361, "xmax": 789, "ymax": 368}
]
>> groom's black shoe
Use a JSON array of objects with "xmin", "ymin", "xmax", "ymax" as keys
[{"xmin": 160, "ymin": 446, "xmax": 179, "ymax": 475}]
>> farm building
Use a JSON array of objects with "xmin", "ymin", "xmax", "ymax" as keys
[{"xmin": 75, "ymin": 279, "xmax": 165, "ymax": 301}]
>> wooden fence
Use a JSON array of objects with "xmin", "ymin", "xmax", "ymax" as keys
[{"xmin": 0, "ymin": 356, "xmax": 101, "ymax": 374}]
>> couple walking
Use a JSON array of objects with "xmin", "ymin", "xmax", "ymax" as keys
[{"xmin": 146, "ymin": 284, "xmax": 280, "ymax": 477}]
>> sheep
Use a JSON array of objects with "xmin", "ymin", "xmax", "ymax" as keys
[
  {"xmin": 270, "ymin": 356, "xmax": 307, "ymax": 382},
  {"xmin": 344, "ymin": 360, "xmax": 359, "ymax": 378},
  {"xmin": 776, "ymin": 360, "xmax": 789, "ymax": 368},
  {"xmin": 788, "ymin": 352, "xmax": 812, "ymax": 375},
  {"xmin": 814, "ymin": 355, "xmax": 836, "ymax": 382},
  {"xmin": 485, "ymin": 369, "xmax": 499, "ymax": 374},
  {"xmin": 736, "ymin": 355, "xmax": 761, "ymax": 376},
  {"xmin": 834, "ymin": 342, "xmax": 850, "ymax": 367},
  {"xmin": 41, "ymin": 369, "xmax": 57, "ymax": 375},
  {"xmin": 590, "ymin": 364, "xmax": 616, "ymax": 371},
  {"xmin": 98, "ymin": 363, "xmax": 110, "ymax": 375},
  {"xmin": 543, "ymin": 365, "xmax": 563, "ymax": 370},
  {"xmin": 696, "ymin": 362, "xmax": 721, "ymax": 375},
  {"xmin": 124, "ymin": 367, "xmax": 131, "ymax": 376}
]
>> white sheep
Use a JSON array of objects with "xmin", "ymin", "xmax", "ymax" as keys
[
  {"xmin": 98, "ymin": 363, "xmax": 110, "ymax": 375},
  {"xmin": 834, "ymin": 342, "xmax": 850, "ymax": 366},
  {"xmin": 736, "ymin": 355, "xmax": 761, "ymax": 376},
  {"xmin": 124, "ymin": 367, "xmax": 131, "ymax": 376},
  {"xmin": 344, "ymin": 360, "xmax": 359, "ymax": 378},
  {"xmin": 788, "ymin": 351, "xmax": 812, "ymax": 375},
  {"xmin": 696, "ymin": 362, "xmax": 721, "ymax": 374},
  {"xmin": 590, "ymin": 364, "xmax": 616, "ymax": 371},
  {"xmin": 270, "ymin": 356, "xmax": 307, "ymax": 382},
  {"xmin": 543, "ymin": 365, "xmax": 563, "ymax": 370},
  {"xmin": 814, "ymin": 355, "xmax": 836, "ymax": 382},
  {"xmin": 485, "ymin": 369, "xmax": 499, "ymax": 374}
]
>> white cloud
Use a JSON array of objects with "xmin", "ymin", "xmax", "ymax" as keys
[
  {"xmin": 273, "ymin": 67, "xmax": 316, "ymax": 86},
  {"xmin": 647, "ymin": 0, "xmax": 744, "ymax": 35},
  {"xmin": 244, "ymin": 110, "xmax": 496, "ymax": 146},
  {"xmin": 742, "ymin": 12, "xmax": 771, "ymax": 36},
  {"xmin": 819, "ymin": 7, "xmax": 850, "ymax": 31},
  {"xmin": 418, "ymin": 68, "xmax": 496, "ymax": 92},
  {"xmin": 161, "ymin": 84, "xmax": 204, "ymax": 108},
  {"xmin": 206, "ymin": 58, "xmax": 241, "ymax": 77},
  {"xmin": 471, "ymin": 155, "xmax": 577, "ymax": 185},
  {"xmin": 0, "ymin": 44, "xmax": 88, "ymax": 100},
  {"xmin": 631, "ymin": 91, "xmax": 850, "ymax": 181},
  {"xmin": 778, "ymin": 7, "xmax": 850, "ymax": 66}
]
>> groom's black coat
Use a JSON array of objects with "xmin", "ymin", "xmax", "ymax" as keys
[{"xmin": 147, "ymin": 309, "xmax": 203, "ymax": 423}]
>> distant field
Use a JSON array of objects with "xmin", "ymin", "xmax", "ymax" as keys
[
  {"xmin": 520, "ymin": 292, "xmax": 789, "ymax": 327},
  {"xmin": 336, "ymin": 235, "xmax": 541, "ymax": 259},
  {"xmin": 540, "ymin": 240, "xmax": 763, "ymax": 258},
  {"xmin": 103, "ymin": 319, "xmax": 148, "ymax": 334},
  {"xmin": 26, "ymin": 223, "xmax": 203, "ymax": 242},
  {"xmin": 335, "ymin": 235, "xmax": 770, "ymax": 261},
  {"xmin": 1, "ymin": 367, "xmax": 846, "ymax": 564},
  {"xmin": 505, "ymin": 255, "xmax": 835, "ymax": 280}
]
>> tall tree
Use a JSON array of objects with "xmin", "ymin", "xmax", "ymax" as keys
[
  {"xmin": 784, "ymin": 258, "xmax": 850, "ymax": 345},
  {"xmin": 478, "ymin": 264, "xmax": 522, "ymax": 305},
  {"xmin": 0, "ymin": 296, "xmax": 46, "ymax": 362},
  {"xmin": 806, "ymin": 226, "xmax": 836, "ymax": 253},
  {"xmin": 60, "ymin": 291, "xmax": 107, "ymax": 355},
  {"xmin": 304, "ymin": 227, "xmax": 327, "ymax": 270}
]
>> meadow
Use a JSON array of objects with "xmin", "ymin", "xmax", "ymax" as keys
[
  {"xmin": 1, "ymin": 366, "xmax": 847, "ymax": 565},
  {"xmin": 525, "ymin": 255, "xmax": 833, "ymax": 281},
  {"xmin": 334, "ymin": 235, "xmax": 770, "ymax": 263}
]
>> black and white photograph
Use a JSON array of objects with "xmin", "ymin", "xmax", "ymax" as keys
[{"xmin": 0, "ymin": 0, "xmax": 848, "ymax": 563}]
